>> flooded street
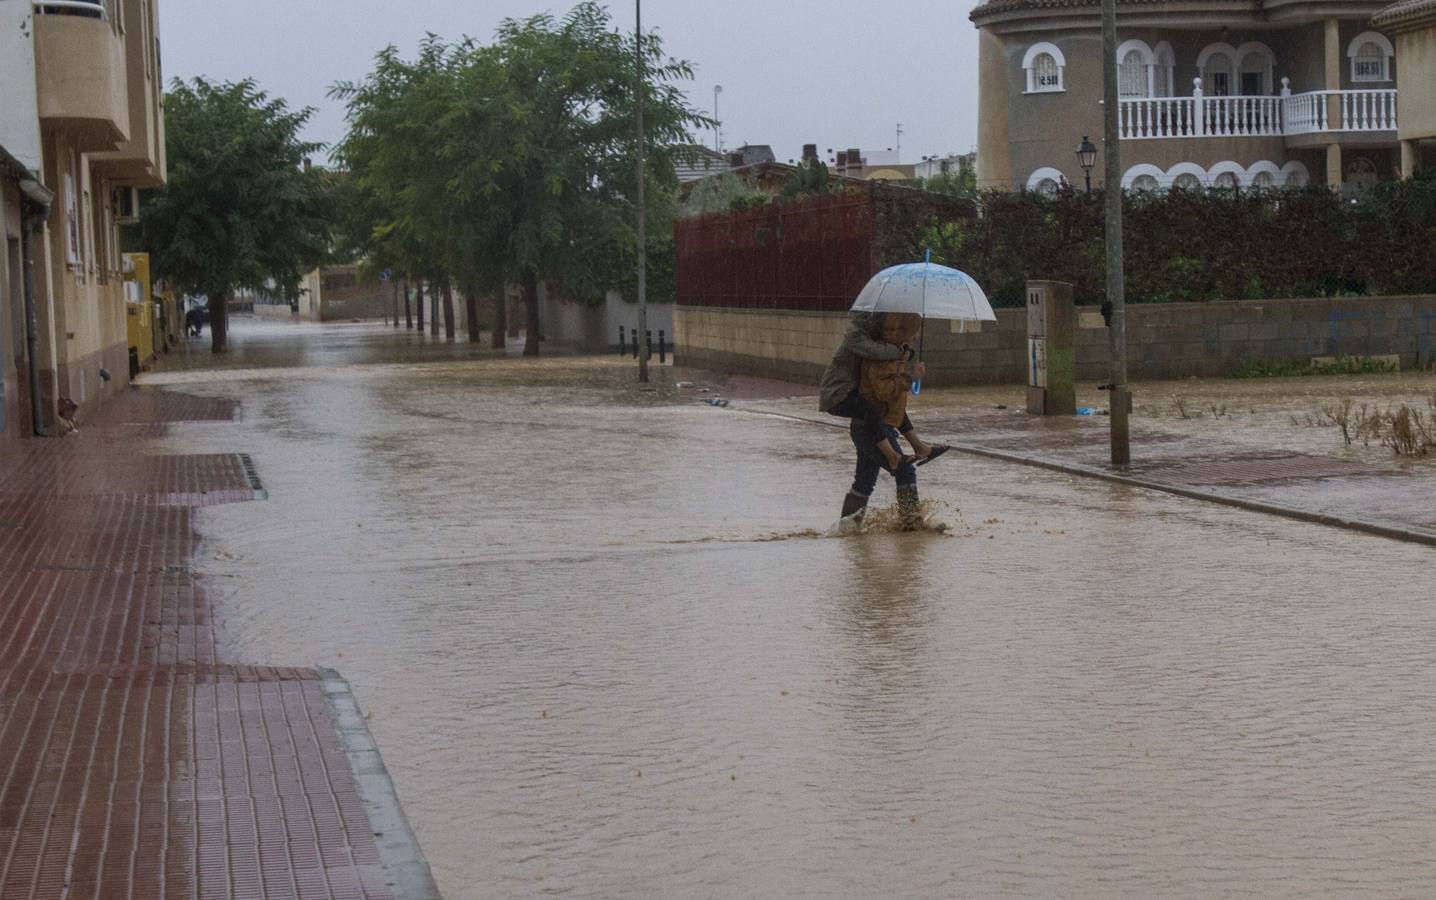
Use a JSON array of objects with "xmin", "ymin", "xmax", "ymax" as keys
[{"xmin": 147, "ymin": 321, "xmax": 1436, "ymax": 898}]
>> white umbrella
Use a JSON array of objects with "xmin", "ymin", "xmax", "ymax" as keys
[
  {"xmin": 849, "ymin": 254, "xmax": 994, "ymax": 394},
  {"xmin": 850, "ymin": 259, "xmax": 995, "ymax": 322}
]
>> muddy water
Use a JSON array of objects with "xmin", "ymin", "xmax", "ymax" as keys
[{"xmin": 149, "ymin": 322, "xmax": 1436, "ymax": 898}]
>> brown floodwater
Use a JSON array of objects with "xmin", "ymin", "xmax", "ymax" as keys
[{"xmin": 147, "ymin": 320, "xmax": 1436, "ymax": 898}]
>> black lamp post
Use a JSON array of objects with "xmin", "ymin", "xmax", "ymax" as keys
[{"xmin": 1076, "ymin": 135, "xmax": 1097, "ymax": 193}]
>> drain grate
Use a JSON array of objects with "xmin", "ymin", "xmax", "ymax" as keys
[{"xmin": 238, "ymin": 453, "xmax": 267, "ymax": 500}]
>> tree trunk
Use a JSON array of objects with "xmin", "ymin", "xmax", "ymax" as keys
[
  {"xmin": 491, "ymin": 290, "xmax": 506, "ymax": 350},
  {"xmin": 415, "ymin": 281, "xmax": 425, "ymax": 332},
  {"xmin": 210, "ymin": 290, "xmax": 229, "ymax": 353},
  {"xmin": 430, "ymin": 280, "xmax": 440, "ymax": 336},
  {"xmin": 403, "ymin": 278, "xmax": 413, "ymax": 329},
  {"xmin": 441, "ymin": 279, "xmax": 456, "ymax": 341},
  {"xmin": 463, "ymin": 283, "xmax": 481, "ymax": 344},
  {"xmin": 391, "ymin": 281, "xmax": 400, "ymax": 327},
  {"xmin": 507, "ymin": 293, "xmax": 520, "ymax": 338},
  {"xmin": 522, "ymin": 271, "xmax": 540, "ymax": 357}
]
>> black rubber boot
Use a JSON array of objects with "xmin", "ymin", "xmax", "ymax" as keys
[
  {"xmin": 840, "ymin": 491, "xmax": 869, "ymax": 521},
  {"xmin": 896, "ymin": 484, "xmax": 921, "ymax": 531}
]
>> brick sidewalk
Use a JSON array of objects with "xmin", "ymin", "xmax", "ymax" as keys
[{"xmin": 0, "ymin": 389, "xmax": 434, "ymax": 900}]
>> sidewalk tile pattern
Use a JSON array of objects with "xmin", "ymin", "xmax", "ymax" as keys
[{"xmin": 0, "ymin": 389, "xmax": 395, "ymax": 900}]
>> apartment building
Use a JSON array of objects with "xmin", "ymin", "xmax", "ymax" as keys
[
  {"xmin": 971, "ymin": 0, "xmax": 1432, "ymax": 193},
  {"xmin": 0, "ymin": 0, "xmax": 165, "ymax": 436}
]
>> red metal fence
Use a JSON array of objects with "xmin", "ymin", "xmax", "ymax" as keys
[{"xmin": 675, "ymin": 184, "xmax": 973, "ymax": 312}]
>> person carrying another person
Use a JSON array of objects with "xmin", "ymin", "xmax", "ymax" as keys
[{"xmin": 819, "ymin": 312, "xmax": 944, "ymax": 526}]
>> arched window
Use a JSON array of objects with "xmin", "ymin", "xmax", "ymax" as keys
[
  {"xmin": 1117, "ymin": 40, "xmax": 1154, "ymax": 98},
  {"xmin": 1023, "ymin": 43, "xmax": 1066, "ymax": 93},
  {"xmin": 1349, "ymin": 32, "xmax": 1394, "ymax": 82},
  {"xmin": 1026, "ymin": 166, "xmax": 1067, "ymax": 194},
  {"xmin": 1153, "ymin": 43, "xmax": 1176, "ymax": 97},
  {"xmin": 1173, "ymin": 173, "xmax": 1202, "ymax": 191},
  {"xmin": 1251, "ymin": 171, "xmax": 1275, "ymax": 190},
  {"xmin": 1120, "ymin": 50, "xmax": 1148, "ymax": 97},
  {"xmin": 1204, "ymin": 53, "xmax": 1233, "ymax": 96},
  {"xmin": 1131, "ymin": 174, "xmax": 1160, "ymax": 192},
  {"xmin": 1282, "ymin": 161, "xmax": 1310, "ymax": 188},
  {"xmin": 1234, "ymin": 43, "xmax": 1280, "ymax": 95},
  {"xmin": 1213, "ymin": 171, "xmax": 1240, "ymax": 189}
]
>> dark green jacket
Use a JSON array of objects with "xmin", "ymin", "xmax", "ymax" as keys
[{"xmin": 818, "ymin": 316, "xmax": 903, "ymax": 412}]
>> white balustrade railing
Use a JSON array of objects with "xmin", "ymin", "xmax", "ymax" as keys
[
  {"xmin": 31, "ymin": 0, "xmax": 107, "ymax": 20},
  {"xmin": 1122, "ymin": 88, "xmax": 1398, "ymax": 139}
]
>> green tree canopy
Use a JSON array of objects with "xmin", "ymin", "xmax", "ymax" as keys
[
  {"xmin": 332, "ymin": 2, "xmax": 710, "ymax": 352},
  {"xmin": 139, "ymin": 78, "xmax": 332, "ymax": 351}
]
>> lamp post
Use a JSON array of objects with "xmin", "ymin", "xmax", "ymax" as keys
[
  {"xmin": 1076, "ymin": 135, "xmax": 1097, "ymax": 193},
  {"xmin": 1100, "ymin": 0, "xmax": 1131, "ymax": 464},
  {"xmin": 713, "ymin": 85, "xmax": 722, "ymax": 153},
  {"xmin": 635, "ymin": 0, "xmax": 648, "ymax": 383}
]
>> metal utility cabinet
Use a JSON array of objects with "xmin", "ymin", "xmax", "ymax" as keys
[{"xmin": 1025, "ymin": 280, "xmax": 1076, "ymax": 416}]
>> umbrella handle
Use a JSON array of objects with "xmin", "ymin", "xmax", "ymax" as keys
[{"xmin": 911, "ymin": 378, "xmax": 922, "ymax": 396}]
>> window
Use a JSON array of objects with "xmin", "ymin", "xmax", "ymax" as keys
[
  {"xmin": 1131, "ymin": 174, "xmax": 1160, "ymax": 192},
  {"xmin": 1349, "ymin": 32, "xmax": 1393, "ymax": 82},
  {"xmin": 1213, "ymin": 171, "xmax": 1239, "ymax": 189},
  {"xmin": 1284, "ymin": 168, "xmax": 1308, "ymax": 188},
  {"xmin": 1120, "ymin": 50, "xmax": 1148, "ymax": 98},
  {"xmin": 1023, "ymin": 43, "xmax": 1066, "ymax": 93},
  {"xmin": 1240, "ymin": 54, "xmax": 1269, "ymax": 94},
  {"xmin": 1153, "ymin": 43, "xmax": 1176, "ymax": 97},
  {"xmin": 1251, "ymin": 171, "xmax": 1275, "ymax": 190},
  {"xmin": 1204, "ymin": 53, "xmax": 1233, "ymax": 96},
  {"xmin": 1026, "ymin": 166, "xmax": 1067, "ymax": 195},
  {"xmin": 1173, "ymin": 173, "xmax": 1202, "ymax": 191}
]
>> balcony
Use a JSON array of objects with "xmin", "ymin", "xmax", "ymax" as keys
[
  {"xmin": 32, "ymin": 0, "xmax": 129, "ymax": 152},
  {"xmin": 1120, "ymin": 83, "xmax": 1398, "ymax": 142}
]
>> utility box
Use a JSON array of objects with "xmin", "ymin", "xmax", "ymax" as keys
[{"xmin": 1025, "ymin": 280, "xmax": 1076, "ymax": 416}]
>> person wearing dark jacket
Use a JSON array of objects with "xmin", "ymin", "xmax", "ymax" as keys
[{"xmin": 819, "ymin": 312, "xmax": 931, "ymax": 522}]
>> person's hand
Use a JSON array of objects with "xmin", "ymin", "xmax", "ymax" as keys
[
  {"xmin": 900, "ymin": 343, "xmax": 917, "ymax": 362},
  {"xmin": 913, "ymin": 361, "xmax": 926, "ymax": 380}
]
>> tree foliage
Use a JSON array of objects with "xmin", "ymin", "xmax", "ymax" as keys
[
  {"xmin": 331, "ymin": 2, "xmax": 710, "ymax": 352},
  {"xmin": 921, "ymin": 179, "xmax": 1436, "ymax": 308},
  {"xmin": 139, "ymin": 78, "xmax": 332, "ymax": 351}
]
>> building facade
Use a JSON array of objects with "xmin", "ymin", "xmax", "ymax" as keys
[
  {"xmin": 971, "ymin": 0, "xmax": 1432, "ymax": 193},
  {"xmin": 0, "ymin": 0, "xmax": 165, "ymax": 436},
  {"xmin": 1375, "ymin": 0, "xmax": 1436, "ymax": 170}
]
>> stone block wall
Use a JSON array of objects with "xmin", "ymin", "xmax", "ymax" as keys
[{"xmin": 675, "ymin": 295, "xmax": 1436, "ymax": 387}]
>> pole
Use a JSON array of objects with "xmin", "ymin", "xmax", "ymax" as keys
[
  {"xmin": 713, "ymin": 85, "xmax": 722, "ymax": 153},
  {"xmin": 1101, "ymin": 0, "xmax": 1131, "ymax": 465},
  {"xmin": 20, "ymin": 202, "xmax": 47, "ymax": 436},
  {"xmin": 635, "ymin": 0, "xmax": 649, "ymax": 383}
]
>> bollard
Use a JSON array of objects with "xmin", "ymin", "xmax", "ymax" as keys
[
  {"xmin": 646, "ymin": 330, "xmax": 653, "ymax": 361},
  {"xmin": 632, "ymin": 331, "xmax": 639, "ymax": 359},
  {"xmin": 658, "ymin": 330, "xmax": 666, "ymax": 364},
  {"xmin": 619, "ymin": 326, "xmax": 626, "ymax": 357}
]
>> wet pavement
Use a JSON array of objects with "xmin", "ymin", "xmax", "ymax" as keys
[
  {"xmin": 127, "ymin": 319, "xmax": 1436, "ymax": 898},
  {"xmin": 0, "ymin": 384, "xmax": 424, "ymax": 900}
]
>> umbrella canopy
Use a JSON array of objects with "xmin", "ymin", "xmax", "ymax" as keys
[{"xmin": 850, "ymin": 262, "xmax": 996, "ymax": 322}]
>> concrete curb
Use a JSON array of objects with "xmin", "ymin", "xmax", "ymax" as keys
[
  {"xmin": 737, "ymin": 405, "xmax": 1436, "ymax": 550},
  {"xmin": 319, "ymin": 669, "xmax": 443, "ymax": 900}
]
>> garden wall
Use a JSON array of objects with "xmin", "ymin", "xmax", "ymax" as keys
[{"xmin": 674, "ymin": 295, "xmax": 1436, "ymax": 387}]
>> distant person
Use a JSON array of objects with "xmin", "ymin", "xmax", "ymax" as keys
[{"xmin": 185, "ymin": 305, "xmax": 205, "ymax": 338}]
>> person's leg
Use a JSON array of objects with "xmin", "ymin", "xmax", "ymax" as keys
[
  {"xmin": 844, "ymin": 421, "xmax": 881, "ymax": 519},
  {"xmin": 833, "ymin": 392, "xmax": 901, "ymax": 469},
  {"xmin": 893, "ymin": 437, "xmax": 921, "ymax": 529}
]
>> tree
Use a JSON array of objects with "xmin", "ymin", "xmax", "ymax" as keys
[{"xmin": 139, "ymin": 78, "xmax": 331, "ymax": 351}]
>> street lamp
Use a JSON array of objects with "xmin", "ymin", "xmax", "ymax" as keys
[
  {"xmin": 1076, "ymin": 135, "xmax": 1097, "ymax": 193},
  {"xmin": 713, "ymin": 84, "xmax": 722, "ymax": 153}
]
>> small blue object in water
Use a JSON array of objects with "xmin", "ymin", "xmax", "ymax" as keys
[
  {"xmin": 1077, "ymin": 406, "xmax": 1096, "ymax": 415},
  {"xmin": 706, "ymin": 398, "xmax": 730, "ymax": 407}
]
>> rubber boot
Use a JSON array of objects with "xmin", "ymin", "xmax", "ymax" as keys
[
  {"xmin": 840, "ymin": 491, "xmax": 869, "ymax": 522},
  {"xmin": 896, "ymin": 484, "xmax": 921, "ymax": 531}
]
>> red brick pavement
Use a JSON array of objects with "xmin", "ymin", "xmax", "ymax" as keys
[{"xmin": 0, "ymin": 389, "xmax": 405, "ymax": 900}]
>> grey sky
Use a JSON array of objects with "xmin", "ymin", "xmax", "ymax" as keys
[{"xmin": 157, "ymin": 1, "xmax": 980, "ymax": 166}]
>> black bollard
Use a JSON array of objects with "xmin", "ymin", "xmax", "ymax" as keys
[
  {"xmin": 646, "ymin": 330, "xmax": 653, "ymax": 361},
  {"xmin": 659, "ymin": 330, "xmax": 666, "ymax": 364},
  {"xmin": 631, "ymin": 331, "xmax": 638, "ymax": 359},
  {"xmin": 619, "ymin": 326, "xmax": 626, "ymax": 357}
]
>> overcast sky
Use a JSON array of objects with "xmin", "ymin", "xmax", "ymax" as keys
[{"xmin": 157, "ymin": 0, "xmax": 980, "ymax": 166}]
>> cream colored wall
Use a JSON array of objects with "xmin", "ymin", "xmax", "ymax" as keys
[
  {"xmin": 33, "ymin": 14, "xmax": 128, "ymax": 151},
  {"xmin": 976, "ymin": 29, "xmax": 1014, "ymax": 190},
  {"xmin": 1396, "ymin": 28, "xmax": 1436, "ymax": 141},
  {"xmin": 675, "ymin": 307, "xmax": 847, "ymax": 371}
]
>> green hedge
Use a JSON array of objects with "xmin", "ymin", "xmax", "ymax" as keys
[{"xmin": 917, "ymin": 177, "xmax": 1436, "ymax": 308}]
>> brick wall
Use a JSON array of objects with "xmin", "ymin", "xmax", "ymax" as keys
[{"xmin": 675, "ymin": 295, "xmax": 1436, "ymax": 387}]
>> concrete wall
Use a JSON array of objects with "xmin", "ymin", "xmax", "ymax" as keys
[
  {"xmin": 1395, "ymin": 26, "xmax": 1436, "ymax": 142},
  {"xmin": 539, "ymin": 287, "xmax": 675, "ymax": 353},
  {"xmin": 676, "ymin": 295, "xmax": 1436, "ymax": 387}
]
